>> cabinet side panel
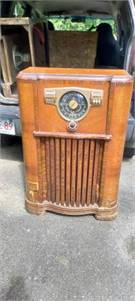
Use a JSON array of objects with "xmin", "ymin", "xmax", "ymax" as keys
[
  {"xmin": 100, "ymin": 80, "xmax": 133, "ymax": 207},
  {"xmin": 17, "ymin": 79, "xmax": 43, "ymax": 203}
]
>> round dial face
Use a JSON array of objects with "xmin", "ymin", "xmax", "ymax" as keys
[{"xmin": 58, "ymin": 91, "xmax": 89, "ymax": 121}]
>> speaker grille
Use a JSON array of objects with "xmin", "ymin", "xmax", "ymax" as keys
[{"xmin": 40, "ymin": 137, "xmax": 104, "ymax": 207}]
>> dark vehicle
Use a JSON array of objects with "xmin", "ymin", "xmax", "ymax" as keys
[{"xmin": 0, "ymin": 0, "xmax": 135, "ymax": 157}]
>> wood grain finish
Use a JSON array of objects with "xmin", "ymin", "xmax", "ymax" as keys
[
  {"xmin": 17, "ymin": 67, "xmax": 133, "ymax": 220},
  {"xmin": 36, "ymin": 137, "xmax": 104, "ymax": 208},
  {"xmin": 55, "ymin": 138, "xmax": 60, "ymax": 205},
  {"xmin": 81, "ymin": 140, "xmax": 89, "ymax": 206}
]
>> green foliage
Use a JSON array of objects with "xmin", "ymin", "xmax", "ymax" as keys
[
  {"xmin": 8, "ymin": 1, "xmax": 116, "ymax": 37},
  {"xmin": 10, "ymin": 1, "xmax": 47, "ymax": 23},
  {"xmin": 48, "ymin": 17, "xmax": 116, "ymax": 35},
  {"xmin": 13, "ymin": 2, "xmax": 26, "ymax": 17}
]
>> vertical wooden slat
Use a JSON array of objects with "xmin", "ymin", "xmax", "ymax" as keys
[
  {"xmin": 60, "ymin": 139, "xmax": 66, "ymax": 205},
  {"xmin": 86, "ymin": 141, "xmax": 95, "ymax": 206},
  {"xmin": 49, "ymin": 138, "xmax": 55, "ymax": 203},
  {"xmin": 81, "ymin": 140, "xmax": 90, "ymax": 206},
  {"xmin": 65, "ymin": 139, "xmax": 71, "ymax": 206},
  {"xmin": 44, "ymin": 137, "xmax": 104, "ymax": 208},
  {"xmin": 55, "ymin": 138, "xmax": 60, "ymax": 204},
  {"xmin": 71, "ymin": 139, "xmax": 77, "ymax": 206},
  {"xmin": 76, "ymin": 140, "xmax": 83, "ymax": 207},
  {"xmin": 91, "ymin": 142, "xmax": 100, "ymax": 204},
  {"xmin": 41, "ymin": 138, "xmax": 47, "ymax": 200},
  {"xmin": 37, "ymin": 138, "xmax": 43, "ymax": 201},
  {"xmin": 45, "ymin": 138, "xmax": 51, "ymax": 201},
  {"xmin": 96, "ymin": 142, "xmax": 104, "ymax": 204}
]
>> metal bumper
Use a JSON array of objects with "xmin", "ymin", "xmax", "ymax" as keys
[{"xmin": 0, "ymin": 104, "xmax": 21, "ymax": 136}]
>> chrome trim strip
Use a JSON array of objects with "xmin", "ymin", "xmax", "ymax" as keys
[{"xmin": 0, "ymin": 92, "xmax": 18, "ymax": 105}]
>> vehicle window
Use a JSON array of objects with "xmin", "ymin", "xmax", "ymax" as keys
[
  {"xmin": 118, "ymin": 1, "xmax": 134, "ymax": 69},
  {"xmin": 46, "ymin": 16, "xmax": 121, "ymax": 69},
  {"xmin": 48, "ymin": 16, "xmax": 116, "ymax": 35}
]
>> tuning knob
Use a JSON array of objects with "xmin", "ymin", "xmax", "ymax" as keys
[{"xmin": 67, "ymin": 120, "xmax": 78, "ymax": 132}]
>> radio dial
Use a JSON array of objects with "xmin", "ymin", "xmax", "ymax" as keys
[{"xmin": 69, "ymin": 98, "xmax": 79, "ymax": 110}]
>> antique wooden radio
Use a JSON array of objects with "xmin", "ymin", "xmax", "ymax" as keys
[{"xmin": 17, "ymin": 67, "xmax": 133, "ymax": 220}]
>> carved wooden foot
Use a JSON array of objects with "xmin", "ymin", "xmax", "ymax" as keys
[
  {"xmin": 95, "ymin": 209, "xmax": 118, "ymax": 221},
  {"xmin": 25, "ymin": 199, "xmax": 46, "ymax": 215}
]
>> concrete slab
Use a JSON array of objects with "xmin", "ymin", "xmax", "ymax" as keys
[{"xmin": 0, "ymin": 140, "xmax": 135, "ymax": 301}]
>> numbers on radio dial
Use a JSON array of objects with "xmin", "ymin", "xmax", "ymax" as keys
[{"xmin": 58, "ymin": 91, "xmax": 89, "ymax": 121}]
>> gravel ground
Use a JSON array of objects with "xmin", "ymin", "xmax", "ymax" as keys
[{"xmin": 0, "ymin": 139, "xmax": 135, "ymax": 301}]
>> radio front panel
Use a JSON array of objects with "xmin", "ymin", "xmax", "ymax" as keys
[
  {"xmin": 37, "ymin": 80, "xmax": 109, "ymax": 134},
  {"xmin": 17, "ymin": 68, "xmax": 133, "ymax": 220}
]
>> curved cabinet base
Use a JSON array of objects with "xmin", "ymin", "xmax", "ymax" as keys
[
  {"xmin": 25, "ymin": 199, "xmax": 118, "ymax": 221},
  {"xmin": 95, "ymin": 211, "xmax": 118, "ymax": 221}
]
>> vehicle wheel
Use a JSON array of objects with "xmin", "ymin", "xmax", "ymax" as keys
[
  {"xmin": 123, "ymin": 148, "xmax": 135, "ymax": 159},
  {"xmin": 0, "ymin": 134, "xmax": 17, "ymax": 147}
]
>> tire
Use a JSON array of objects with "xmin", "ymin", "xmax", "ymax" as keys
[
  {"xmin": 123, "ymin": 148, "xmax": 135, "ymax": 159},
  {"xmin": 0, "ymin": 134, "xmax": 18, "ymax": 147}
]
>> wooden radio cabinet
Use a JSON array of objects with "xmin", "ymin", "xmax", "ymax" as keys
[{"xmin": 17, "ymin": 67, "xmax": 133, "ymax": 220}]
